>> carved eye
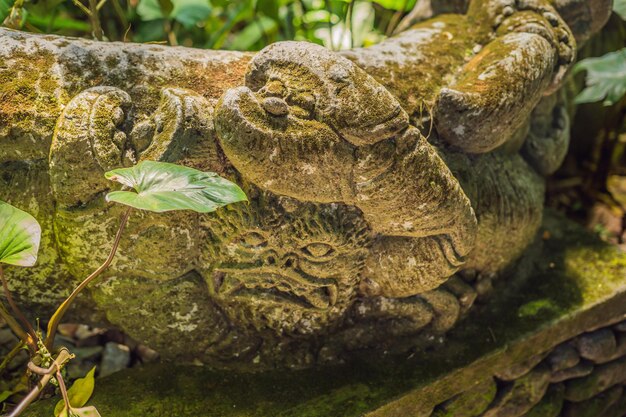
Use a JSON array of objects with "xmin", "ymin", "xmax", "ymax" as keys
[
  {"xmin": 239, "ymin": 232, "xmax": 268, "ymax": 248},
  {"xmin": 288, "ymin": 92, "xmax": 315, "ymax": 119},
  {"xmin": 260, "ymin": 80, "xmax": 286, "ymax": 98},
  {"xmin": 302, "ymin": 242, "xmax": 335, "ymax": 258}
]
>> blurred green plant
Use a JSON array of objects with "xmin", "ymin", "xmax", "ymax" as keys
[
  {"xmin": 575, "ymin": 48, "xmax": 626, "ymax": 106},
  {"xmin": 0, "ymin": 0, "xmax": 414, "ymax": 50},
  {"xmin": 571, "ymin": 3, "xmax": 626, "ymax": 234}
]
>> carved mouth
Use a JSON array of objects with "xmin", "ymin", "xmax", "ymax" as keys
[{"xmin": 213, "ymin": 269, "xmax": 338, "ymax": 310}]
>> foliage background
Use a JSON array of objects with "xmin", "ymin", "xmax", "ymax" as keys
[{"xmin": 0, "ymin": 0, "xmax": 416, "ymax": 50}]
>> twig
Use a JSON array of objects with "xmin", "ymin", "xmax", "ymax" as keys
[
  {"xmin": 386, "ymin": 0, "xmax": 409, "ymax": 36},
  {"xmin": 88, "ymin": 0, "xmax": 104, "ymax": 40},
  {"xmin": 8, "ymin": 349, "xmax": 73, "ymax": 417},
  {"xmin": 341, "ymin": 0, "xmax": 354, "ymax": 49},
  {"xmin": 71, "ymin": 0, "xmax": 91, "ymax": 17},
  {"xmin": 325, "ymin": 0, "xmax": 335, "ymax": 50},
  {"xmin": 0, "ymin": 266, "xmax": 37, "ymax": 343},
  {"xmin": 45, "ymin": 207, "xmax": 132, "ymax": 350},
  {"xmin": 56, "ymin": 370, "xmax": 71, "ymax": 413},
  {"xmin": 0, "ymin": 302, "xmax": 34, "ymax": 351},
  {"xmin": 0, "ymin": 340, "xmax": 25, "ymax": 377}
]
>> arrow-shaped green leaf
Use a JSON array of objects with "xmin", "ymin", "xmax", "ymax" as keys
[
  {"xmin": 0, "ymin": 200, "xmax": 41, "ymax": 267},
  {"xmin": 105, "ymin": 161, "xmax": 247, "ymax": 213}
]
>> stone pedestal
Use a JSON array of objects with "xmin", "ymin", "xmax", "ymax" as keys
[{"xmin": 23, "ymin": 211, "xmax": 626, "ymax": 416}]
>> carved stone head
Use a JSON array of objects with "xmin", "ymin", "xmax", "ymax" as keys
[{"xmin": 202, "ymin": 192, "xmax": 370, "ymax": 336}]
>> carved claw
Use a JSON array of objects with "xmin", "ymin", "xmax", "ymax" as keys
[
  {"xmin": 521, "ymin": 92, "xmax": 570, "ymax": 176},
  {"xmin": 50, "ymin": 86, "xmax": 133, "ymax": 207},
  {"xmin": 140, "ymin": 88, "xmax": 223, "ymax": 172},
  {"xmin": 434, "ymin": 32, "xmax": 556, "ymax": 154},
  {"xmin": 215, "ymin": 85, "xmax": 354, "ymax": 203},
  {"xmin": 437, "ymin": 0, "xmax": 575, "ymax": 154}
]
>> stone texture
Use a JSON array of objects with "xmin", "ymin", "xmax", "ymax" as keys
[
  {"xmin": 564, "ymin": 357, "xmax": 626, "ymax": 402},
  {"xmin": 483, "ymin": 364, "xmax": 552, "ymax": 417},
  {"xmin": 99, "ymin": 342, "xmax": 131, "ymax": 378},
  {"xmin": 574, "ymin": 328, "xmax": 617, "ymax": 362},
  {"xmin": 0, "ymin": 0, "xmax": 615, "ymax": 371},
  {"xmin": 562, "ymin": 384, "xmax": 623, "ymax": 417},
  {"xmin": 525, "ymin": 383, "xmax": 566, "ymax": 417},
  {"xmin": 547, "ymin": 344, "xmax": 580, "ymax": 372}
]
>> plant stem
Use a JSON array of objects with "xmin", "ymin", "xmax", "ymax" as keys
[
  {"xmin": 56, "ymin": 369, "xmax": 71, "ymax": 413},
  {"xmin": 0, "ymin": 302, "xmax": 34, "ymax": 351},
  {"xmin": 0, "ymin": 266, "xmax": 37, "ymax": 343},
  {"xmin": 88, "ymin": 0, "xmax": 103, "ymax": 40},
  {"xmin": 8, "ymin": 349, "xmax": 73, "ymax": 417},
  {"xmin": 71, "ymin": 0, "xmax": 91, "ymax": 16},
  {"xmin": 45, "ymin": 207, "xmax": 132, "ymax": 350},
  {"xmin": 386, "ymin": 0, "xmax": 409, "ymax": 36},
  {"xmin": 0, "ymin": 340, "xmax": 25, "ymax": 376}
]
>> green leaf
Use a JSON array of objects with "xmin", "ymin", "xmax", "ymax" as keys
[
  {"xmin": 105, "ymin": 161, "xmax": 247, "ymax": 213},
  {"xmin": 229, "ymin": 16, "xmax": 277, "ymax": 50},
  {"xmin": 614, "ymin": 0, "xmax": 626, "ymax": 20},
  {"xmin": 171, "ymin": 0, "xmax": 211, "ymax": 27},
  {"xmin": 54, "ymin": 367, "xmax": 97, "ymax": 417},
  {"xmin": 574, "ymin": 48, "xmax": 626, "ymax": 106},
  {"xmin": 60, "ymin": 406, "xmax": 101, "ymax": 417},
  {"xmin": 137, "ymin": 0, "xmax": 165, "ymax": 21},
  {"xmin": 0, "ymin": 390, "xmax": 12, "ymax": 404},
  {"xmin": 372, "ymin": 0, "xmax": 416, "ymax": 11},
  {"xmin": 257, "ymin": 0, "xmax": 279, "ymax": 20},
  {"xmin": 0, "ymin": 201, "xmax": 41, "ymax": 267},
  {"xmin": 0, "ymin": 0, "xmax": 14, "ymax": 22}
]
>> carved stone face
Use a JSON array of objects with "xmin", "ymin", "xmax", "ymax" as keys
[
  {"xmin": 214, "ymin": 41, "xmax": 409, "ymax": 204},
  {"xmin": 203, "ymin": 194, "xmax": 370, "ymax": 336}
]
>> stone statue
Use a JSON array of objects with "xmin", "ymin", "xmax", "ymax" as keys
[{"xmin": 0, "ymin": 0, "xmax": 612, "ymax": 369}]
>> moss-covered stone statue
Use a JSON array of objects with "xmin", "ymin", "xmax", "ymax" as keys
[{"xmin": 0, "ymin": 0, "xmax": 612, "ymax": 369}]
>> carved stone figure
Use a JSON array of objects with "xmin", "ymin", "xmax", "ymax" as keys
[{"xmin": 0, "ymin": 0, "xmax": 613, "ymax": 369}]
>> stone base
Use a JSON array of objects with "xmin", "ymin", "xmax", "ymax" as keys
[{"xmin": 24, "ymin": 211, "xmax": 626, "ymax": 416}]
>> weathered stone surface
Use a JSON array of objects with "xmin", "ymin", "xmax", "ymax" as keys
[
  {"xmin": 483, "ymin": 364, "xmax": 552, "ymax": 417},
  {"xmin": 547, "ymin": 343, "xmax": 580, "ymax": 372},
  {"xmin": 550, "ymin": 362, "xmax": 594, "ymax": 383},
  {"xmin": 526, "ymin": 383, "xmax": 565, "ymax": 417},
  {"xmin": 574, "ymin": 328, "xmax": 617, "ymax": 362},
  {"xmin": 431, "ymin": 378, "xmax": 497, "ymax": 417},
  {"xmin": 562, "ymin": 384, "xmax": 623, "ymax": 417},
  {"xmin": 495, "ymin": 351, "xmax": 550, "ymax": 380},
  {"xmin": 99, "ymin": 342, "xmax": 131, "ymax": 377},
  {"xmin": 564, "ymin": 357, "xmax": 626, "ymax": 402},
  {"xmin": 0, "ymin": 0, "xmax": 615, "ymax": 371}
]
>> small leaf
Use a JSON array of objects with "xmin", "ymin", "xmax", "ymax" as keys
[
  {"xmin": 0, "ymin": 0, "xmax": 14, "ymax": 22},
  {"xmin": 0, "ymin": 200, "xmax": 41, "ymax": 267},
  {"xmin": 574, "ymin": 48, "xmax": 626, "ymax": 106},
  {"xmin": 229, "ymin": 16, "xmax": 277, "ymax": 50},
  {"xmin": 69, "ymin": 406, "xmax": 101, "ymax": 417},
  {"xmin": 54, "ymin": 367, "xmax": 97, "ymax": 417},
  {"xmin": 0, "ymin": 390, "xmax": 13, "ymax": 404},
  {"xmin": 372, "ymin": 0, "xmax": 416, "ymax": 11},
  {"xmin": 171, "ymin": 0, "xmax": 211, "ymax": 27},
  {"xmin": 105, "ymin": 161, "xmax": 247, "ymax": 213},
  {"xmin": 614, "ymin": 0, "xmax": 626, "ymax": 20},
  {"xmin": 136, "ymin": 0, "xmax": 165, "ymax": 21}
]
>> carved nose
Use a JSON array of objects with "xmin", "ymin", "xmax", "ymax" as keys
[{"xmin": 262, "ymin": 97, "xmax": 289, "ymax": 116}]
